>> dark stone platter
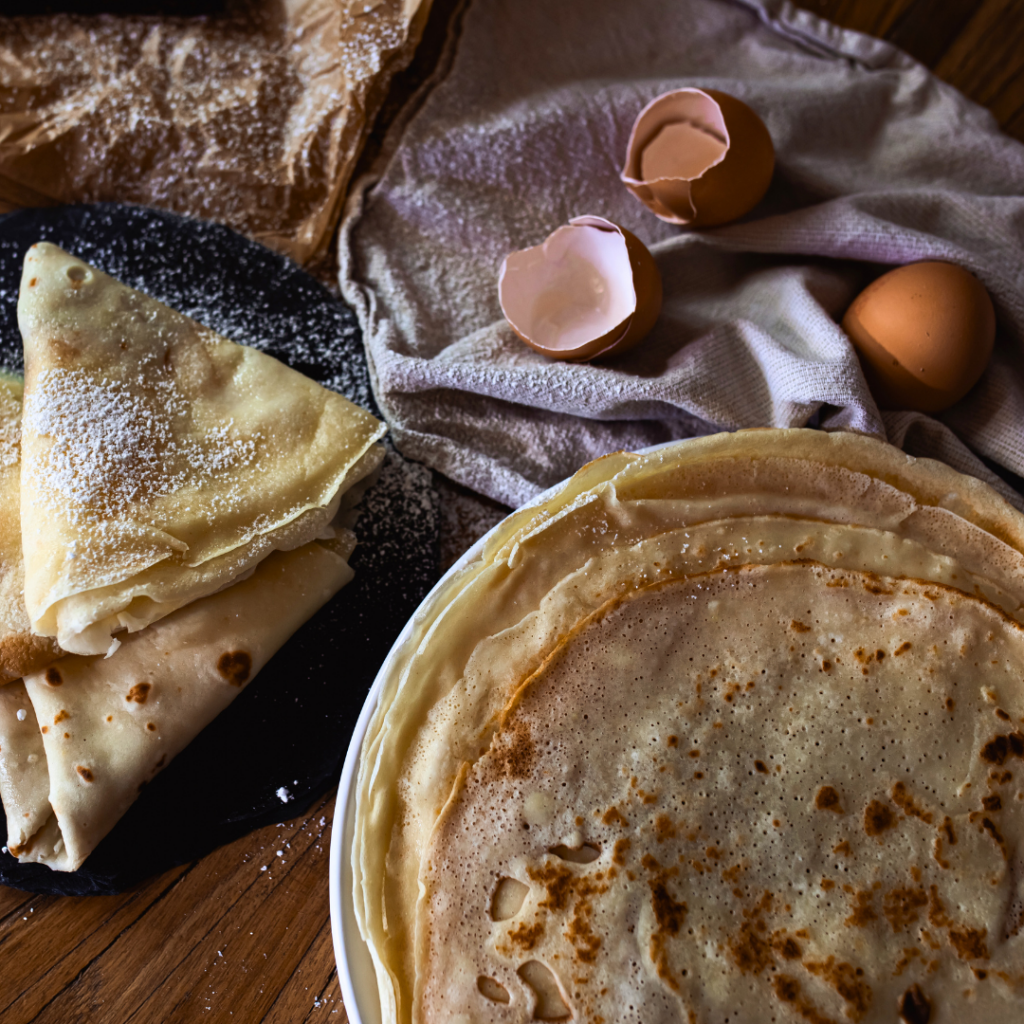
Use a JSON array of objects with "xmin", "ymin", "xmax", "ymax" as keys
[{"xmin": 0, "ymin": 203, "xmax": 439, "ymax": 895}]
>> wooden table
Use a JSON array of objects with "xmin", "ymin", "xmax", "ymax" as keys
[
  {"xmin": 2, "ymin": 2, "xmax": 1023, "ymax": 1022},
  {"xmin": 1, "ymin": 793, "xmax": 344, "ymax": 1022}
]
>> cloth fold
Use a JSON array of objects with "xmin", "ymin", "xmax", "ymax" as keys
[{"xmin": 340, "ymin": 0, "xmax": 1024, "ymax": 509}]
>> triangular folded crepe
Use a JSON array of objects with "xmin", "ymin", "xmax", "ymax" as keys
[
  {"xmin": 1, "ymin": 537, "xmax": 354, "ymax": 871},
  {"xmin": 18, "ymin": 243, "xmax": 385, "ymax": 656},
  {"xmin": 0, "ymin": 374, "xmax": 62, "ymax": 684}
]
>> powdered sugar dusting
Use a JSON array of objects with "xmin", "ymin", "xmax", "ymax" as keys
[
  {"xmin": 24, "ymin": 365, "xmax": 259, "ymax": 527},
  {"xmin": 0, "ymin": 380, "xmax": 20, "ymax": 469}
]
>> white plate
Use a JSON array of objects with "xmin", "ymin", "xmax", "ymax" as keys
[{"xmin": 328, "ymin": 444, "xmax": 677, "ymax": 1024}]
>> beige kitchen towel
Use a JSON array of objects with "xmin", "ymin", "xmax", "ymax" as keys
[
  {"xmin": 0, "ymin": 0, "xmax": 430, "ymax": 265},
  {"xmin": 339, "ymin": 0, "xmax": 1024, "ymax": 509}
]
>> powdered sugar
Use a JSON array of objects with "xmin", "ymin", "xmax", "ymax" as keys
[
  {"xmin": 23, "ymin": 365, "xmax": 259, "ymax": 526},
  {"xmin": 0, "ymin": 380, "xmax": 19, "ymax": 469}
]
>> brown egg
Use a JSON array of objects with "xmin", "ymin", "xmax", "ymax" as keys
[
  {"xmin": 621, "ymin": 88, "xmax": 774, "ymax": 228},
  {"xmin": 498, "ymin": 216, "xmax": 662, "ymax": 361},
  {"xmin": 842, "ymin": 261, "xmax": 995, "ymax": 413}
]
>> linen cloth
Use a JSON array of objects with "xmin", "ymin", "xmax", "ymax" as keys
[{"xmin": 340, "ymin": 0, "xmax": 1024, "ymax": 509}]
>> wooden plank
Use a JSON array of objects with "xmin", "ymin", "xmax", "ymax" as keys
[
  {"xmin": 885, "ymin": 0, "xmax": 985, "ymax": 68},
  {"xmin": 789, "ymin": 0, "xmax": 915, "ymax": 38},
  {"xmin": 2, "ymin": 794, "xmax": 334, "ymax": 1024},
  {"xmin": 260, "ymin": 918, "xmax": 348, "ymax": 1024},
  {"xmin": 0, "ymin": 867, "xmax": 191, "ymax": 1024},
  {"xmin": 935, "ymin": 0, "xmax": 1024, "ymax": 130},
  {"xmin": 792, "ymin": 0, "xmax": 1024, "ymax": 141}
]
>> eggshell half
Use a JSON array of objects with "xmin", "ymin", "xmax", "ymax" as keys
[
  {"xmin": 842, "ymin": 261, "xmax": 995, "ymax": 413},
  {"xmin": 498, "ymin": 216, "xmax": 662, "ymax": 361},
  {"xmin": 621, "ymin": 88, "xmax": 774, "ymax": 227}
]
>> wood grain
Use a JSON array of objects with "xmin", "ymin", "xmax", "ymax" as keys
[
  {"xmin": 1, "ymin": 2, "xmax": 1022, "ymax": 1023},
  {"xmin": 0, "ymin": 795, "xmax": 344, "ymax": 1023},
  {"xmin": 792, "ymin": 0, "xmax": 1024, "ymax": 141}
]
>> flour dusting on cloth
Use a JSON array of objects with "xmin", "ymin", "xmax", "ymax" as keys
[{"xmin": 340, "ymin": 0, "xmax": 1024, "ymax": 509}]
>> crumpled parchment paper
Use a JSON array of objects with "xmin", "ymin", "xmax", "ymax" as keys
[{"xmin": 0, "ymin": 0, "xmax": 429, "ymax": 265}]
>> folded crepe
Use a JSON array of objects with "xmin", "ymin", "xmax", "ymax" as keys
[
  {"xmin": 352, "ymin": 429, "xmax": 1024, "ymax": 1024},
  {"xmin": 0, "ymin": 679, "xmax": 50, "ymax": 851},
  {"xmin": 0, "ymin": 536, "xmax": 355, "ymax": 871},
  {"xmin": 18, "ymin": 242, "xmax": 386, "ymax": 656},
  {"xmin": 0, "ymin": 374, "xmax": 62, "ymax": 684}
]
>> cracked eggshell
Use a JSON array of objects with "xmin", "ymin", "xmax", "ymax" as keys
[
  {"xmin": 621, "ymin": 88, "xmax": 774, "ymax": 228},
  {"xmin": 842, "ymin": 261, "xmax": 995, "ymax": 414},
  {"xmin": 497, "ymin": 216, "xmax": 662, "ymax": 361}
]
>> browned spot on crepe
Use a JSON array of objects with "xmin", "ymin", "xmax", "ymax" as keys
[
  {"xmin": 883, "ymin": 887, "xmax": 928, "ymax": 933},
  {"xmin": 45, "ymin": 666, "xmax": 62, "ymax": 686},
  {"xmin": 980, "ymin": 732, "xmax": 1024, "ymax": 765},
  {"xmin": 948, "ymin": 926, "xmax": 989, "ymax": 961},
  {"xmin": 816, "ymin": 786, "xmax": 842, "ymax": 812},
  {"xmin": 803, "ymin": 956, "xmax": 872, "ymax": 1019},
  {"xmin": 845, "ymin": 890, "xmax": 878, "ymax": 928},
  {"xmin": 76, "ymin": 765, "xmax": 94, "ymax": 782},
  {"xmin": 602, "ymin": 806, "xmax": 628, "ymax": 827},
  {"xmin": 126, "ymin": 682, "xmax": 152, "ymax": 704},
  {"xmin": 772, "ymin": 974, "xmax": 837, "ymax": 1024},
  {"xmin": 771, "ymin": 932, "xmax": 803, "ymax": 960},
  {"xmin": 646, "ymin": 857, "xmax": 687, "ymax": 989},
  {"xmin": 899, "ymin": 984, "xmax": 931, "ymax": 1024},
  {"xmin": 217, "ymin": 650, "xmax": 252, "ymax": 686},
  {"xmin": 864, "ymin": 799, "xmax": 896, "ymax": 836},
  {"xmin": 891, "ymin": 782, "xmax": 933, "ymax": 823},
  {"xmin": 507, "ymin": 920, "xmax": 544, "ymax": 951},
  {"xmin": 490, "ymin": 720, "xmax": 535, "ymax": 781}
]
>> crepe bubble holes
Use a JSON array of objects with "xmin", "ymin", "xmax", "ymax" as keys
[
  {"xmin": 498, "ymin": 216, "xmax": 662, "ymax": 361},
  {"xmin": 621, "ymin": 88, "xmax": 775, "ymax": 227}
]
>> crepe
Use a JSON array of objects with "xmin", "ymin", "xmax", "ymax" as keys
[
  {"xmin": 0, "ymin": 373, "xmax": 63, "ymax": 684},
  {"xmin": 1, "ymin": 536, "xmax": 354, "ymax": 871},
  {"xmin": 0, "ymin": 679, "xmax": 50, "ymax": 852},
  {"xmin": 422, "ymin": 565, "xmax": 1024, "ymax": 1022},
  {"xmin": 352, "ymin": 428, "xmax": 1024, "ymax": 1024},
  {"xmin": 18, "ymin": 242, "xmax": 386, "ymax": 656}
]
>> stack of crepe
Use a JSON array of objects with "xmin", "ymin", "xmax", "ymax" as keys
[
  {"xmin": 355, "ymin": 430, "xmax": 1024, "ymax": 1024},
  {"xmin": 0, "ymin": 242, "xmax": 385, "ymax": 872}
]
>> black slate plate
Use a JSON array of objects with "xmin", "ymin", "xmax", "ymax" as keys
[{"xmin": 0, "ymin": 204, "xmax": 439, "ymax": 895}]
